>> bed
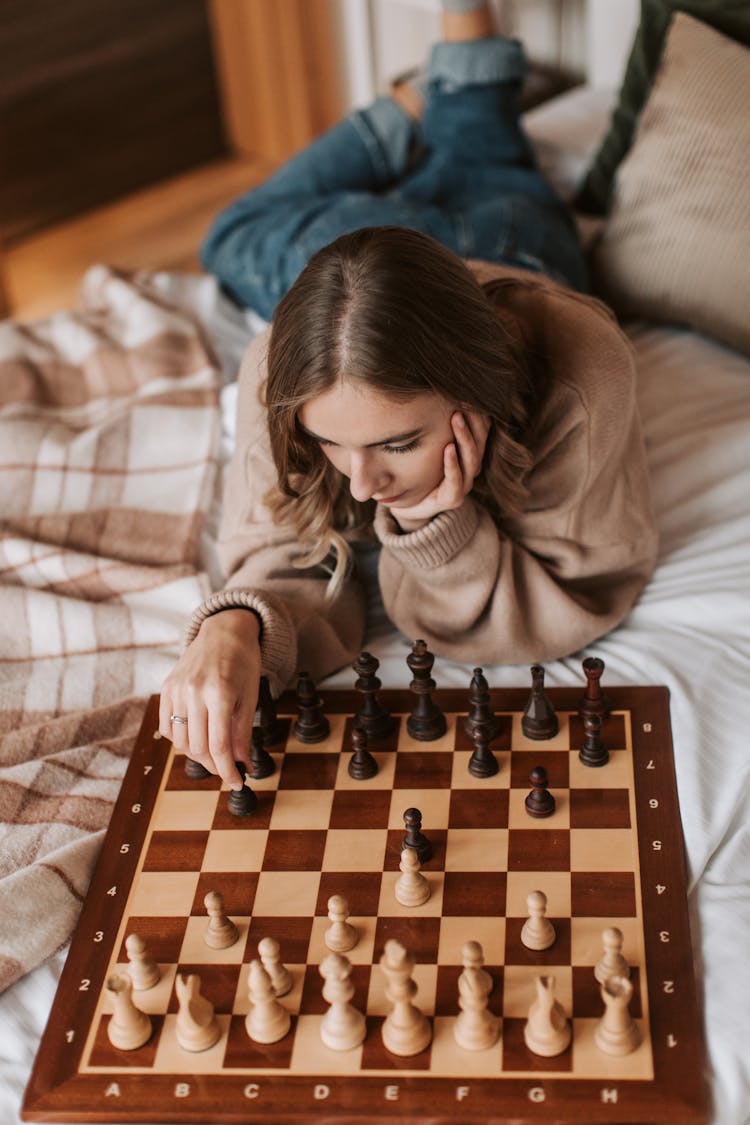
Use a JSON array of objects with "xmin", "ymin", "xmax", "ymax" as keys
[{"xmin": 1, "ymin": 11, "xmax": 749, "ymax": 1124}]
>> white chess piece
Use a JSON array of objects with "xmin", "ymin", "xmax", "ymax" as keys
[
  {"xmin": 106, "ymin": 973, "xmax": 152, "ymax": 1051},
  {"xmin": 203, "ymin": 890, "xmax": 239, "ymax": 949},
  {"xmin": 258, "ymin": 935, "xmax": 293, "ymax": 997},
  {"xmin": 319, "ymin": 952, "xmax": 366, "ymax": 1051},
  {"xmin": 523, "ymin": 974, "xmax": 571, "ymax": 1057},
  {"xmin": 595, "ymin": 974, "xmax": 642, "ymax": 1056},
  {"xmin": 594, "ymin": 926, "xmax": 630, "ymax": 985},
  {"xmin": 520, "ymin": 889, "xmax": 556, "ymax": 951},
  {"xmin": 125, "ymin": 932, "xmax": 160, "ymax": 990},
  {"xmin": 245, "ymin": 959, "xmax": 291, "ymax": 1044},
  {"xmin": 325, "ymin": 894, "xmax": 357, "ymax": 952},
  {"xmin": 380, "ymin": 939, "xmax": 431, "ymax": 1056},
  {"xmin": 175, "ymin": 973, "xmax": 221, "ymax": 1052},
  {"xmin": 453, "ymin": 940, "xmax": 499, "ymax": 1051},
  {"xmin": 394, "ymin": 846, "xmax": 430, "ymax": 907}
]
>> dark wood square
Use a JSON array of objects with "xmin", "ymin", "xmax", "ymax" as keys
[
  {"xmin": 117, "ymin": 916, "xmax": 187, "ymax": 963},
  {"xmin": 165, "ymin": 756, "xmax": 222, "ymax": 791},
  {"xmin": 330, "ymin": 788, "xmax": 391, "ymax": 829},
  {"xmin": 384, "ymin": 828, "xmax": 447, "ymax": 870},
  {"xmin": 504, "ymin": 918, "xmax": 572, "ymax": 965},
  {"xmin": 435, "ymin": 964, "xmax": 504, "ymax": 1017},
  {"xmin": 360, "ymin": 1016, "xmax": 432, "ymax": 1070},
  {"xmin": 569, "ymin": 788, "xmax": 631, "ymax": 829},
  {"xmin": 507, "ymin": 828, "xmax": 570, "ymax": 870},
  {"xmin": 501, "ymin": 1016, "xmax": 572, "ymax": 1072},
  {"xmin": 343, "ymin": 714, "xmax": 402, "ymax": 752},
  {"xmin": 393, "ymin": 750, "xmax": 454, "ymax": 789},
  {"xmin": 261, "ymin": 715, "xmax": 292, "ymax": 751},
  {"xmin": 509, "ymin": 750, "xmax": 570, "ymax": 789},
  {"xmin": 299, "ymin": 963, "xmax": 372, "ymax": 1015},
  {"xmin": 315, "ymin": 872, "xmax": 383, "ymax": 916},
  {"xmin": 168, "ymin": 964, "xmax": 242, "ymax": 1014},
  {"xmin": 211, "ymin": 787, "xmax": 276, "ymax": 830},
  {"xmin": 452, "ymin": 712, "xmax": 513, "ymax": 752},
  {"xmin": 278, "ymin": 752, "xmax": 339, "ymax": 790},
  {"xmin": 569, "ymin": 712, "xmax": 626, "ymax": 752},
  {"xmin": 448, "ymin": 788, "xmax": 509, "ymax": 828},
  {"xmin": 244, "ymin": 916, "xmax": 314, "ymax": 964},
  {"xmin": 373, "ymin": 916, "xmax": 442, "ymax": 963},
  {"xmin": 262, "ymin": 829, "xmax": 327, "ymax": 871},
  {"xmin": 142, "ymin": 829, "xmax": 208, "ymax": 871},
  {"xmin": 88, "ymin": 1013, "xmax": 164, "ymax": 1068},
  {"xmin": 441, "ymin": 871, "xmax": 507, "ymax": 917},
  {"xmin": 223, "ymin": 1013, "xmax": 296, "ymax": 1068},
  {"xmin": 571, "ymin": 965, "xmax": 642, "ymax": 1018},
  {"xmin": 571, "ymin": 872, "xmax": 636, "ymax": 916},
  {"xmin": 190, "ymin": 872, "xmax": 259, "ymax": 916}
]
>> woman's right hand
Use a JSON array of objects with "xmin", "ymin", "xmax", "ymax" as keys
[{"xmin": 159, "ymin": 609, "xmax": 262, "ymax": 790}]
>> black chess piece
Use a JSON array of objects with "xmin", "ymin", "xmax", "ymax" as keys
[
  {"xmin": 258, "ymin": 675, "xmax": 284, "ymax": 746},
  {"xmin": 226, "ymin": 761, "xmax": 259, "ymax": 816},
  {"xmin": 353, "ymin": 651, "xmax": 395, "ymax": 740},
  {"xmin": 463, "ymin": 667, "xmax": 500, "ymax": 740},
  {"xmin": 249, "ymin": 725, "xmax": 275, "ymax": 779},
  {"xmin": 293, "ymin": 671, "xmax": 330, "ymax": 743},
  {"xmin": 524, "ymin": 765, "xmax": 556, "ymax": 818},
  {"xmin": 184, "ymin": 756, "xmax": 211, "ymax": 780},
  {"xmin": 521, "ymin": 664, "xmax": 559, "ymax": 740},
  {"xmin": 406, "ymin": 639, "xmax": 447, "ymax": 741},
  {"xmin": 467, "ymin": 721, "xmax": 499, "ymax": 778},
  {"xmin": 402, "ymin": 807, "xmax": 432, "ymax": 864},
  {"xmin": 579, "ymin": 712, "xmax": 609, "ymax": 768},
  {"xmin": 347, "ymin": 725, "xmax": 378, "ymax": 780},
  {"xmin": 578, "ymin": 657, "xmax": 612, "ymax": 721}
]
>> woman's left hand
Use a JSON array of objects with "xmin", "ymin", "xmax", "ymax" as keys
[{"xmin": 391, "ymin": 410, "xmax": 490, "ymax": 529}]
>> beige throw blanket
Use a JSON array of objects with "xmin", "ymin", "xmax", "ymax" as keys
[{"xmin": 0, "ymin": 267, "xmax": 221, "ymax": 991}]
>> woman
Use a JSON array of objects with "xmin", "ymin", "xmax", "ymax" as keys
[{"xmin": 160, "ymin": 1, "xmax": 658, "ymax": 788}]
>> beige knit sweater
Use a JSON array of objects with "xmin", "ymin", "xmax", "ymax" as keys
[{"xmin": 188, "ymin": 263, "xmax": 658, "ymax": 695}]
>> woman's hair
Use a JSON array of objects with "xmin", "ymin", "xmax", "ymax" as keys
[{"xmin": 264, "ymin": 226, "xmax": 534, "ymax": 596}]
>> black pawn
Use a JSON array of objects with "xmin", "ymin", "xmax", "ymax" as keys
[
  {"xmin": 347, "ymin": 725, "xmax": 378, "ymax": 781},
  {"xmin": 402, "ymin": 807, "xmax": 432, "ymax": 864},
  {"xmin": 406, "ymin": 639, "xmax": 447, "ymax": 741},
  {"xmin": 294, "ymin": 671, "xmax": 330, "ymax": 743},
  {"xmin": 463, "ymin": 667, "xmax": 499, "ymax": 740},
  {"xmin": 353, "ymin": 651, "xmax": 395, "ymax": 740},
  {"xmin": 184, "ymin": 756, "xmax": 211, "ymax": 780},
  {"xmin": 468, "ymin": 721, "xmax": 499, "ymax": 779},
  {"xmin": 521, "ymin": 664, "xmax": 559, "ymax": 740},
  {"xmin": 579, "ymin": 712, "xmax": 609, "ymax": 768},
  {"xmin": 249, "ymin": 726, "xmax": 275, "ymax": 779},
  {"xmin": 525, "ymin": 765, "xmax": 556, "ymax": 818},
  {"xmin": 258, "ymin": 675, "xmax": 284, "ymax": 746},
  {"xmin": 578, "ymin": 657, "xmax": 612, "ymax": 721},
  {"xmin": 226, "ymin": 761, "xmax": 258, "ymax": 816}
]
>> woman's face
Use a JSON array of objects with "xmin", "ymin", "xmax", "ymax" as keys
[{"xmin": 299, "ymin": 380, "xmax": 456, "ymax": 509}]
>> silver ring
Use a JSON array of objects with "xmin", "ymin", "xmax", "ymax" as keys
[{"xmin": 170, "ymin": 714, "xmax": 188, "ymax": 725}]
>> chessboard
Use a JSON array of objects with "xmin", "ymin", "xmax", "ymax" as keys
[{"xmin": 21, "ymin": 656, "xmax": 708, "ymax": 1125}]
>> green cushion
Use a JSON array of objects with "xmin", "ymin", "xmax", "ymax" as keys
[{"xmin": 575, "ymin": 0, "xmax": 750, "ymax": 214}]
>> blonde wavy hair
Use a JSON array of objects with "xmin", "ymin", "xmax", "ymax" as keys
[{"xmin": 264, "ymin": 227, "xmax": 535, "ymax": 598}]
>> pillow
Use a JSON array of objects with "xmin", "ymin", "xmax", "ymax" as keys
[
  {"xmin": 575, "ymin": 0, "xmax": 750, "ymax": 214},
  {"xmin": 589, "ymin": 12, "xmax": 750, "ymax": 357}
]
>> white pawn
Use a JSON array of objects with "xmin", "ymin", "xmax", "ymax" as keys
[
  {"xmin": 595, "ymin": 974, "xmax": 642, "ymax": 1056},
  {"xmin": 175, "ymin": 973, "xmax": 221, "ymax": 1052},
  {"xmin": 380, "ymin": 938, "xmax": 431, "ymax": 1057},
  {"xmin": 594, "ymin": 926, "xmax": 630, "ymax": 985},
  {"xmin": 325, "ymin": 894, "xmax": 357, "ymax": 953},
  {"xmin": 106, "ymin": 973, "xmax": 152, "ymax": 1051},
  {"xmin": 125, "ymin": 932, "xmax": 160, "ymax": 990},
  {"xmin": 258, "ymin": 935, "xmax": 293, "ymax": 997},
  {"xmin": 520, "ymin": 889, "xmax": 556, "ymax": 951},
  {"xmin": 395, "ymin": 846, "xmax": 430, "ymax": 907},
  {"xmin": 454, "ymin": 940, "xmax": 499, "ymax": 1051},
  {"xmin": 523, "ymin": 974, "xmax": 571, "ymax": 1057},
  {"xmin": 319, "ymin": 952, "xmax": 366, "ymax": 1051},
  {"xmin": 204, "ymin": 890, "xmax": 239, "ymax": 949},
  {"xmin": 245, "ymin": 959, "xmax": 291, "ymax": 1044}
]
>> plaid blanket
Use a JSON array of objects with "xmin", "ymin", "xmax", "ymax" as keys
[{"xmin": 0, "ymin": 267, "xmax": 222, "ymax": 991}]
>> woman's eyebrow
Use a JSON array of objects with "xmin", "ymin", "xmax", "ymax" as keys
[{"xmin": 298, "ymin": 423, "xmax": 423, "ymax": 448}]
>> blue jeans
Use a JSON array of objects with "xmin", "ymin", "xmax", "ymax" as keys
[{"xmin": 202, "ymin": 38, "xmax": 588, "ymax": 320}]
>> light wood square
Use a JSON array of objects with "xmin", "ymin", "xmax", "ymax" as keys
[
  {"xmin": 334, "ymin": 751, "xmax": 396, "ymax": 791},
  {"xmin": 378, "ymin": 872, "xmax": 445, "ymax": 917},
  {"xmin": 450, "ymin": 751, "xmax": 510, "ymax": 790},
  {"xmin": 223, "ymin": 753, "xmax": 284, "ymax": 791},
  {"xmin": 252, "ymin": 871, "xmax": 321, "ymax": 916},
  {"xmin": 570, "ymin": 830, "xmax": 634, "ymax": 872},
  {"xmin": 232, "ymin": 963, "xmax": 305, "ymax": 1016},
  {"xmin": 505, "ymin": 872, "xmax": 571, "ymax": 918},
  {"xmin": 511, "ymin": 712, "xmax": 570, "ymax": 751},
  {"xmin": 307, "ymin": 915, "xmax": 377, "ymax": 966},
  {"xmin": 283, "ymin": 712, "xmax": 347, "ymax": 753},
  {"xmin": 502, "ymin": 966, "xmax": 572, "ymax": 1019},
  {"xmin": 437, "ymin": 917, "xmax": 506, "ymax": 965},
  {"xmin": 388, "ymin": 789, "xmax": 450, "ymax": 829},
  {"xmin": 568, "ymin": 749, "xmax": 631, "ymax": 789},
  {"xmin": 507, "ymin": 788, "xmax": 569, "ymax": 829},
  {"xmin": 129, "ymin": 871, "xmax": 199, "ymax": 916},
  {"xmin": 179, "ymin": 915, "xmax": 250, "ymax": 964},
  {"xmin": 152, "ymin": 790, "xmax": 219, "ymax": 831},
  {"xmin": 322, "ymin": 829, "xmax": 387, "ymax": 871},
  {"xmin": 395, "ymin": 713, "xmax": 457, "ymax": 753},
  {"xmin": 367, "ymin": 961, "xmax": 437, "ymax": 1016},
  {"xmin": 430, "ymin": 1015, "xmax": 502, "ymax": 1076},
  {"xmin": 99, "ymin": 964, "xmax": 177, "ymax": 1016},
  {"xmin": 289, "ymin": 1014, "xmax": 364, "ymax": 1073},
  {"xmin": 201, "ymin": 829, "xmax": 268, "ymax": 872},
  {"xmin": 269, "ymin": 789, "xmax": 333, "ymax": 830},
  {"xmin": 152, "ymin": 1012, "xmax": 232, "ymax": 1073},
  {"xmin": 570, "ymin": 917, "xmax": 643, "ymax": 968},
  {"xmin": 444, "ymin": 829, "xmax": 508, "ymax": 872},
  {"xmin": 571, "ymin": 1017, "xmax": 653, "ymax": 1080}
]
